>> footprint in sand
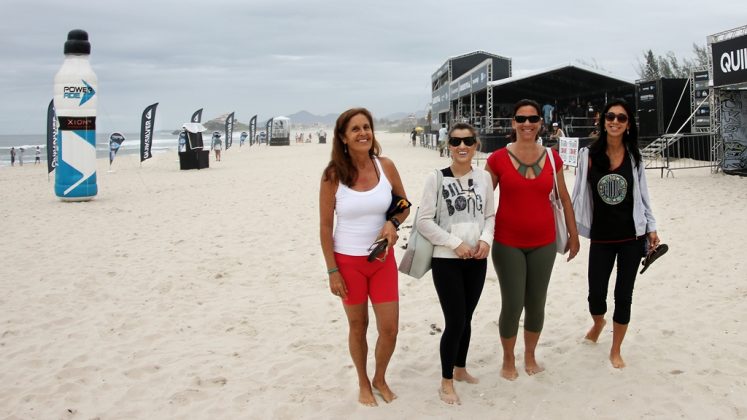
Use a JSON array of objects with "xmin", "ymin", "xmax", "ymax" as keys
[
  {"xmin": 430, "ymin": 323, "xmax": 442, "ymax": 335},
  {"xmin": 194, "ymin": 376, "xmax": 228, "ymax": 387}
]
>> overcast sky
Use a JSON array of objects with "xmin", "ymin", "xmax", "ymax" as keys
[{"xmin": 1, "ymin": 0, "xmax": 745, "ymax": 134}]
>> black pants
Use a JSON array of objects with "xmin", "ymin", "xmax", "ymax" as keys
[
  {"xmin": 431, "ymin": 257, "xmax": 487, "ymax": 379},
  {"xmin": 587, "ymin": 238, "xmax": 646, "ymax": 325}
]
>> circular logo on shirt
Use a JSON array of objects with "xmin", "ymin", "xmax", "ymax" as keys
[{"xmin": 597, "ymin": 174, "xmax": 628, "ymax": 205}]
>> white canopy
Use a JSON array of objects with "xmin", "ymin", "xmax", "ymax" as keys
[{"xmin": 182, "ymin": 123, "xmax": 207, "ymax": 133}]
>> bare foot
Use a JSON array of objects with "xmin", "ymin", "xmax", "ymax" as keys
[
  {"xmin": 358, "ymin": 386, "xmax": 378, "ymax": 407},
  {"xmin": 500, "ymin": 361, "xmax": 518, "ymax": 381},
  {"xmin": 585, "ymin": 319, "xmax": 607, "ymax": 343},
  {"xmin": 453, "ymin": 367, "xmax": 479, "ymax": 384},
  {"xmin": 438, "ymin": 381, "xmax": 461, "ymax": 405},
  {"xmin": 524, "ymin": 354, "xmax": 545, "ymax": 376},
  {"xmin": 610, "ymin": 352, "xmax": 626, "ymax": 369},
  {"xmin": 372, "ymin": 381, "xmax": 397, "ymax": 403}
]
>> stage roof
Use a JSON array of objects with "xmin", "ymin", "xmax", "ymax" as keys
[{"xmin": 486, "ymin": 63, "xmax": 635, "ymax": 103}]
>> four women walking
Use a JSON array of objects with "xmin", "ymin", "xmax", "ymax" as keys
[{"xmin": 320, "ymin": 99, "xmax": 661, "ymax": 406}]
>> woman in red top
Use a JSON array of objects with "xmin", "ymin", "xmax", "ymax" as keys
[{"xmin": 485, "ymin": 99, "xmax": 580, "ymax": 380}]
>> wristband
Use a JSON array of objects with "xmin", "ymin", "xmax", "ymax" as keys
[
  {"xmin": 388, "ymin": 217, "xmax": 401, "ymax": 230},
  {"xmin": 327, "ymin": 267, "xmax": 339, "ymax": 274}
]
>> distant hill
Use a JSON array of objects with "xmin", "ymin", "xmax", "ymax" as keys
[
  {"xmin": 180, "ymin": 109, "xmax": 427, "ymax": 134},
  {"xmin": 286, "ymin": 110, "xmax": 338, "ymax": 125}
]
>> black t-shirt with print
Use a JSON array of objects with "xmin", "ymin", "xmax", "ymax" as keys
[{"xmin": 588, "ymin": 156, "xmax": 636, "ymax": 241}]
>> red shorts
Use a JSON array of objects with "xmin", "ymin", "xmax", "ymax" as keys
[{"xmin": 334, "ymin": 250, "xmax": 399, "ymax": 305}]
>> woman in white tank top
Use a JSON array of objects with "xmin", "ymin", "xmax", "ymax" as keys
[{"xmin": 319, "ymin": 108, "xmax": 409, "ymax": 406}]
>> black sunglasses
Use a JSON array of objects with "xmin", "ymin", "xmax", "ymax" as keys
[
  {"xmin": 604, "ymin": 112, "xmax": 629, "ymax": 123},
  {"xmin": 514, "ymin": 115, "xmax": 541, "ymax": 123},
  {"xmin": 448, "ymin": 136, "xmax": 477, "ymax": 147}
]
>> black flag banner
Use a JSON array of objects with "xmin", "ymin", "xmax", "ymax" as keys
[
  {"xmin": 191, "ymin": 108, "xmax": 203, "ymax": 123},
  {"xmin": 225, "ymin": 112, "xmax": 235, "ymax": 150},
  {"xmin": 140, "ymin": 103, "xmax": 158, "ymax": 162},
  {"xmin": 266, "ymin": 118, "xmax": 274, "ymax": 144},
  {"xmin": 249, "ymin": 115, "xmax": 257, "ymax": 145},
  {"xmin": 109, "ymin": 132, "xmax": 125, "ymax": 166},
  {"xmin": 46, "ymin": 99, "xmax": 58, "ymax": 174}
]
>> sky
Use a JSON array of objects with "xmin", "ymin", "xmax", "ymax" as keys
[{"xmin": 1, "ymin": 0, "xmax": 745, "ymax": 134}]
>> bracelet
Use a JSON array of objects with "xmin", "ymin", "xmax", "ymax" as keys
[
  {"xmin": 388, "ymin": 217, "xmax": 401, "ymax": 230},
  {"xmin": 327, "ymin": 267, "xmax": 339, "ymax": 274}
]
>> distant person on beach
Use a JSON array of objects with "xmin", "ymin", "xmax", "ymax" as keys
[
  {"xmin": 319, "ymin": 107, "xmax": 409, "ymax": 407},
  {"xmin": 35, "ymin": 146, "xmax": 41, "ymax": 165},
  {"xmin": 571, "ymin": 98, "xmax": 660, "ymax": 369},
  {"xmin": 438, "ymin": 124, "xmax": 448, "ymax": 157},
  {"xmin": 18, "ymin": 147, "xmax": 24, "ymax": 166},
  {"xmin": 416, "ymin": 122, "xmax": 495, "ymax": 405},
  {"xmin": 213, "ymin": 135, "xmax": 222, "ymax": 161},
  {"xmin": 485, "ymin": 99, "xmax": 579, "ymax": 381},
  {"xmin": 410, "ymin": 128, "xmax": 417, "ymax": 147},
  {"xmin": 10, "ymin": 147, "xmax": 16, "ymax": 166}
]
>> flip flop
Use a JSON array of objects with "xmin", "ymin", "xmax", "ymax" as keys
[
  {"xmin": 367, "ymin": 238, "xmax": 388, "ymax": 263},
  {"xmin": 640, "ymin": 244, "xmax": 668, "ymax": 274}
]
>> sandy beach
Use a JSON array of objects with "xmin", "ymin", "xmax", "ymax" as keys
[{"xmin": 1, "ymin": 131, "xmax": 746, "ymax": 419}]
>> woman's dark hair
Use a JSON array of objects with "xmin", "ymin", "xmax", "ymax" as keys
[
  {"xmin": 509, "ymin": 99, "xmax": 542, "ymax": 142},
  {"xmin": 588, "ymin": 98, "xmax": 641, "ymax": 169},
  {"xmin": 322, "ymin": 107, "xmax": 381, "ymax": 187}
]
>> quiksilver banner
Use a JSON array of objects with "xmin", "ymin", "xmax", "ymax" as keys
[
  {"xmin": 191, "ymin": 108, "xmax": 203, "ymax": 123},
  {"xmin": 140, "ymin": 103, "xmax": 158, "ymax": 162},
  {"xmin": 46, "ymin": 99, "xmax": 57, "ymax": 174},
  {"xmin": 249, "ymin": 115, "xmax": 257, "ymax": 145},
  {"xmin": 225, "ymin": 112, "xmax": 234, "ymax": 150},
  {"xmin": 712, "ymin": 33, "xmax": 747, "ymax": 88},
  {"xmin": 266, "ymin": 118, "xmax": 274, "ymax": 142}
]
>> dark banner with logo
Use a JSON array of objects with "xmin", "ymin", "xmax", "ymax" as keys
[
  {"xmin": 712, "ymin": 34, "xmax": 747, "ymax": 88},
  {"xmin": 109, "ymin": 132, "xmax": 125, "ymax": 165},
  {"xmin": 191, "ymin": 108, "xmax": 203, "ymax": 123},
  {"xmin": 140, "ymin": 102, "xmax": 158, "ymax": 162},
  {"xmin": 225, "ymin": 112, "xmax": 234, "ymax": 150},
  {"xmin": 692, "ymin": 70, "xmax": 711, "ymax": 128},
  {"xmin": 432, "ymin": 85, "xmax": 450, "ymax": 114},
  {"xmin": 46, "ymin": 99, "xmax": 57, "ymax": 174},
  {"xmin": 249, "ymin": 115, "xmax": 257, "ymax": 145},
  {"xmin": 266, "ymin": 118, "xmax": 274, "ymax": 142}
]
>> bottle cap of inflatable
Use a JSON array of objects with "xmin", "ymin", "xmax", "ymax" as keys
[{"xmin": 64, "ymin": 29, "xmax": 91, "ymax": 55}]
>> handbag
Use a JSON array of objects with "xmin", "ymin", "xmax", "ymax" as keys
[
  {"xmin": 547, "ymin": 147, "xmax": 569, "ymax": 254},
  {"xmin": 398, "ymin": 169, "xmax": 442, "ymax": 278}
]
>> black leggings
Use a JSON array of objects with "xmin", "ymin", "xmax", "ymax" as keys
[
  {"xmin": 431, "ymin": 257, "xmax": 487, "ymax": 379},
  {"xmin": 587, "ymin": 238, "xmax": 646, "ymax": 325}
]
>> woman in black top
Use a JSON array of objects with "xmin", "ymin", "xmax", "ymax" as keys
[{"xmin": 573, "ymin": 99, "xmax": 660, "ymax": 368}]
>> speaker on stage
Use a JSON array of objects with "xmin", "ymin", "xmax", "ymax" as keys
[{"xmin": 635, "ymin": 78, "xmax": 691, "ymax": 138}]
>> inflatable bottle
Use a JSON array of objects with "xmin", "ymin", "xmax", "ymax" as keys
[{"xmin": 54, "ymin": 29, "xmax": 97, "ymax": 200}]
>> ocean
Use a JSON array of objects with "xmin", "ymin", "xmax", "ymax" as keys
[{"xmin": 0, "ymin": 132, "xmax": 181, "ymax": 168}]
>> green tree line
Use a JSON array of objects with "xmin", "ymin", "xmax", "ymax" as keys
[{"xmin": 637, "ymin": 44, "xmax": 709, "ymax": 80}]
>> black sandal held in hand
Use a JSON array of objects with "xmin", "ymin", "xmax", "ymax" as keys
[
  {"xmin": 640, "ymin": 244, "xmax": 668, "ymax": 274},
  {"xmin": 367, "ymin": 238, "xmax": 388, "ymax": 263}
]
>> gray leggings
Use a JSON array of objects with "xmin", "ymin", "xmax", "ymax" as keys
[{"xmin": 491, "ymin": 241, "xmax": 556, "ymax": 338}]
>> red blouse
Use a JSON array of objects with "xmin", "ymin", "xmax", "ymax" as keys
[{"xmin": 486, "ymin": 147, "xmax": 563, "ymax": 248}]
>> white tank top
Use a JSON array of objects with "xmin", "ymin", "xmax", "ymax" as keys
[{"xmin": 334, "ymin": 157, "xmax": 392, "ymax": 256}]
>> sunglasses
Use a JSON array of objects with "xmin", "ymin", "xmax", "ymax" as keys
[
  {"xmin": 448, "ymin": 136, "xmax": 477, "ymax": 147},
  {"xmin": 604, "ymin": 112, "xmax": 629, "ymax": 123},
  {"xmin": 514, "ymin": 115, "xmax": 542, "ymax": 123}
]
